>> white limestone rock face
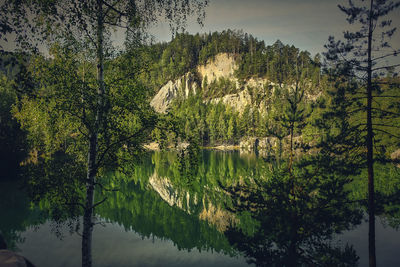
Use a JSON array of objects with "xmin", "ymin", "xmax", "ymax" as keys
[
  {"xmin": 210, "ymin": 89, "xmax": 252, "ymax": 114},
  {"xmin": 150, "ymin": 72, "xmax": 198, "ymax": 113},
  {"xmin": 391, "ymin": 148, "xmax": 400, "ymax": 160},
  {"xmin": 150, "ymin": 80, "xmax": 179, "ymax": 113},
  {"xmin": 391, "ymin": 148, "xmax": 400, "ymax": 167},
  {"xmin": 150, "ymin": 53, "xmax": 276, "ymax": 114},
  {"xmin": 197, "ymin": 53, "xmax": 237, "ymax": 83},
  {"xmin": 150, "ymin": 52, "xmax": 319, "ymax": 115},
  {"xmin": 150, "ymin": 53, "xmax": 237, "ymax": 113}
]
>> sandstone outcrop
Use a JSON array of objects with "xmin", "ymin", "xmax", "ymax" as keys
[
  {"xmin": 150, "ymin": 72, "xmax": 198, "ymax": 113},
  {"xmin": 150, "ymin": 53, "xmax": 287, "ymax": 114},
  {"xmin": 197, "ymin": 53, "xmax": 237, "ymax": 83}
]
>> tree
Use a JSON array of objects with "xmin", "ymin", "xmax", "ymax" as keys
[
  {"xmin": 217, "ymin": 110, "xmax": 227, "ymax": 142},
  {"xmin": 280, "ymin": 83, "xmax": 308, "ymax": 173},
  {"xmin": 227, "ymin": 116, "xmax": 237, "ymax": 144},
  {"xmin": 223, "ymin": 163, "xmax": 362, "ymax": 266},
  {"xmin": 0, "ymin": 76, "xmax": 27, "ymax": 177},
  {"xmin": 1, "ymin": 1, "xmax": 207, "ymax": 266},
  {"xmin": 324, "ymin": 1, "xmax": 400, "ymax": 266},
  {"xmin": 13, "ymin": 43, "xmax": 156, "ymax": 266}
]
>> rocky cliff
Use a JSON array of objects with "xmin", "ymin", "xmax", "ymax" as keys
[
  {"xmin": 150, "ymin": 53, "xmax": 277, "ymax": 114},
  {"xmin": 150, "ymin": 72, "xmax": 199, "ymax": 113},
  {"xmin": 197, "ymin": 53, "xmax": 237, "ymax": 83}
]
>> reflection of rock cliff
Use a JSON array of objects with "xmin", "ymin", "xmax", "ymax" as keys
[
  {"xmin": 148, "ymin": 172, "xmax": 193, "ymax": 211},
  {"xmin": 391, "ymin": 148, "xmax": 400, "ymax": 167},
  {"xmin": 199, "ymin": 201, "xmax": 237, "ymax": 232},
  {"xmin": 149, "ymin": 171, "xmax": 236, "ymax": 231}
]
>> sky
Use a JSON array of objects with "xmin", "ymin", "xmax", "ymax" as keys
[
  {"xmin": 2, "ymin": 0, "xmax": 400, "ymax": 57},
  {"xmin": 145, "ymin": 0, "xmax": 351, "ymax": 56},
  {"xmin": 142, "ymin": 0, "xmax": 400, "ymax": 56}
]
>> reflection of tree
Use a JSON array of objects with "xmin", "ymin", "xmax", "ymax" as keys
[
  {"xmin": 6, "ymin": 150, "xmax": 399, "ymax": 266},
  {"xmin": 17, "ymin": 152, "xmax": 236, "ymax": 255},
  {"xmin": 151, "ymin": 150, "xmax": 273, "ymax": 228},
  {"xmin": 96, "ymin": 176, "xmax": 235, "ymax": 254},
  {"xmin": 380, "ymin": 192, "xmax": 400, "ymax": 230},
  {"xmin": 223, "ymin": 164, "xmax": 363, "ymax": 266},
  {"xmin": 22, "ymin": 153, "xmax": 86, "ymax": 222},
  {"xmin": 369, "ymin": 165, "xmax": 400, "ymax": 230},
  {"xmin": 346, "ymin": 163, "xmax": 400, "ymax": 230},
  {"xmin": 11, "ymin": 153, "xmax": 87, "ymax": 248},
  {"xmin": 0, "ymin": 180, "xmax": 47, "ymax": 251}
]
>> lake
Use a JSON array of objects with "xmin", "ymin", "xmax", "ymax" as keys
[{"xmin": 1, "ymin": 150, "xmax": 400, "ymax": 266}]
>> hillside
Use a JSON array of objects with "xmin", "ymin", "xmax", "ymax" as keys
[
  {"xmin": 136, "ymin": 31, "xmax": 324, "ymax": 150},
  {"xmin": 131, "ymin": 30, "xmax": 321, "ymax": 95},
  {"xmin": 150, "ymin": 52, "xmax": 322, "ymax": 114}
]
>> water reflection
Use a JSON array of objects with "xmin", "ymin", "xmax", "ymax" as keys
[
  {"xmin": 1, "ymin": 150, "xmax": 400, "ymax": 266},
  {"xmin": 222, "ymin": 167, "xmax": 363, "ymax": 266}
]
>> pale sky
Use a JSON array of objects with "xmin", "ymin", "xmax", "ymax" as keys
[
  {"xmin": 2, "ymin": 0, "xmax": 400, "ymax": 57},
  {"xmin": 144, "ymin": 0, "xmax": 400, "ymax": 57}
]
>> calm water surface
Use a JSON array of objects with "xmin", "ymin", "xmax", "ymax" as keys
[{"xmin": 1, "ymin": 150, "xmax": 400, "ymax": 266}]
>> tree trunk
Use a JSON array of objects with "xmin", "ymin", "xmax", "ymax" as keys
[
  {"xmin": 82, "ymin": 135, "xmax": 97, "ymax": 267},
  {"xmin": 367, "ymin": 1, "xmax": 376, "ymax": 266},
  {"xmin": 82, "ymin": 0, "xmax": 105, "ymax": 266},
  {"xmin": 289, "ymin": 126, "xmax": 294, "ymax": 173},
  {"xmin": 277, "ymin": 138, "xmax": 283, "ymax": 165},
  {"xmin": 287, "ymin": 213, "xmax": 298, "ymax": 267}
]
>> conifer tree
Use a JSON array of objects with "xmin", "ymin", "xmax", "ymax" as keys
[{"xmin": 324, "ymin": 1, "xmax": 400, "ymax": 266}]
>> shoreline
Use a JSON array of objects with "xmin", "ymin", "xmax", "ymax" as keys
[
  {"xmin": 144, "ymin": 142, "xmax": 240, "ymax": 151},
  {"xmin": 202, "ymin": 145, "xmax": 240, "ymax": 151}
]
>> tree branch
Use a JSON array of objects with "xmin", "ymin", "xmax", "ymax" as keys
[
  {"xmin": 92, "ymin": 197, "xmax": 108, "ymax": 209},
  {"xmin": 372, "ymin": 123, "xmax": 400, "ymax": 129},
  {"xmin": 372, "ymin": 63, "xmax": 400, "ymax": 72},
  {"xmin": 103, "ymin": 0, "xmax": 128, "ymax": 17},
  {"xmin": 96, "ymin": 129, "xmax": 144, "ymax": 168},
  {"xmin": 371, "ymin": 107, "xmax": 400, "ymax": 116},
  {"xmin": 372, "ymin": 50, "xmax": 400, "ymax": 62},
  {"xmin": 373, "ymin": 128, "xmax": 400, "ymax": 139}
]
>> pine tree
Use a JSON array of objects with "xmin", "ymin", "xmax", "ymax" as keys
[
  {"xmin": 324, "ymin": 1, "xmax": 400, "ymax": 266},
  {"xmin": 280, "ymin": 83, "xmax": 308, "ymax": 172},
  {"xmin": 227, "ymin": 116, "xmax": 237, "ymax": 144}
]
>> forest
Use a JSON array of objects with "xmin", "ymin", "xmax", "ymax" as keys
[{"xmin": 0, "ymin": 0, "xmax": 400, "ymax": 267}]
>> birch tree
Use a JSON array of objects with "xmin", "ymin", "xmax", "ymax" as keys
[{"xmin": 0, "ymin": 1, "xmax": 208, "ymax": 266}]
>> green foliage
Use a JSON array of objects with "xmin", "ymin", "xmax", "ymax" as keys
[
  {"xmin": 0, "ymin": 179, "xmax": 48, "ymax": 250},
  {"xmin": 323, "ymin": 0, "xmax": 400, "ymax": 167},
  {"xmin": 224, "ymin": 161, "xmax": 363, "ymax": 266},
  {"xmin": 203, "ymin": 77, "xmax": 238, "ymax": 99},
  {"xmin": 94, "ymin": 167, "xmax": 235, "ymax": 254},
  {"xmin": 11, "ymin": 44, "xmax": 155, "ymax": 171},
  {"xmin": 159, "ymin": 96, "xmax": 243, "ymax": 146},
  {"xmin": 130, "ymin": 31, "xmax": 320, "ymax": 96},
  {"xmin": 22, "ymin": 152, "xmax": 86, "ymax": 220},
  {"xmin": 0, "ymin": 75, "xmax": 27, "ymax": 177},
  {"xmin": 88, "ymin": 30, "xmax": 326, "ymax": 150}
]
